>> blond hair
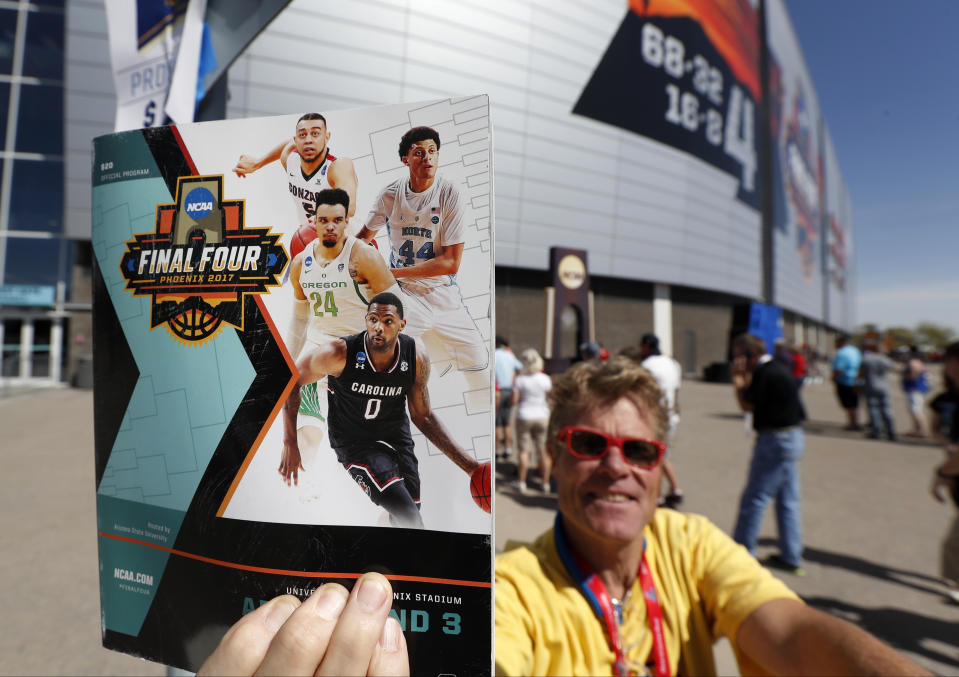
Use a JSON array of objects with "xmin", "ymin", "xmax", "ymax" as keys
[
  {"xmin": 547, "ymin": 356, "xmax": 667, "ymax": 451},
  {"xmin": 519, "ymin": 348, "xmax": 544, "ymax": 374}
]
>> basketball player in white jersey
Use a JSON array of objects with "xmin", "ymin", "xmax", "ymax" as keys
[
  {"xmin": 233, "ymin": 115, "xmax": 360, "ymax": 452},
  {"xmin": 233, "ymin": 112, "xmax": 358, "ymax": 229},
  {"xmin": 282, "ymin": 188, "xmax": 425, "ymax": 484},
  {"xmin": 357, "ymin": 126, "xmax": 488, "ymax": 374}
]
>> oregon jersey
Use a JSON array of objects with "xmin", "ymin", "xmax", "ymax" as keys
[
  {"xmin": 286, "ymin": 151, "xmax": 335, "ymax": 227},
  {"xmin": 300, "ymin": 236, "xmax": 371, "ymax": 344},
  {"xmin": 327, "ymin": 332, "xmax": 416, "ymax": 450}
]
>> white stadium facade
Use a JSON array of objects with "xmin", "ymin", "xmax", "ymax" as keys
[{"xmin": 1, "ymin": 0, "xmax": 854, "ymax": 384}]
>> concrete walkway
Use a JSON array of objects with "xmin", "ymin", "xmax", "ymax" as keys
[
  {"xmin": 496, "ymin": 375, "xmax": 959, "ymax": 675},
  {"xmin": 0, "ymin": 387, "xmax": 164, "ymax": 676},
  {"xmin": 0, "ymin": 378, "xmax": 956, "ymax": 675}
]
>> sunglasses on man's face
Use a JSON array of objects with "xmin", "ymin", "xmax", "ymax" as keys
[{"xmin": 557, "ymin": 426, "xmax": 666, "ymax": 469}]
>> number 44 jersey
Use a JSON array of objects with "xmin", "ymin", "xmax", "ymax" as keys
[
  {"xmin": 365, "ymin": 176, "xmax": 466, "ymax": 292},
  {"xmin": 327, "ymin": 331, "xmax": 417, "ymax": 449}
]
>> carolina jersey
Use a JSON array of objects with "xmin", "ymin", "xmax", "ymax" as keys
[
  {"xmin": 327, "ymin": 332, "xmax": 417, "ymax": 449},
  {"xmin": 299, "ymin": 236, "xmax": 370, "ymax": 344},
  {"xmin": 286, "ymin": 150, "xmax": 336, "ymax": 227},
  {"xmin": 365, "ymin": 176, "xmax": 466, "ymax": 291}
]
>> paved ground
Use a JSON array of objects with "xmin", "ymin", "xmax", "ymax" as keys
[
  {"xmin": 0, "ymin": 387, "xmax": 164, "ymax": 676},
  {"xmin": 0, "ymin": 378, "xmax": 956, "ymax": 675},
  {"xmin": 496, "ymin": 374, "xmax": 959, "ymax": 675}
]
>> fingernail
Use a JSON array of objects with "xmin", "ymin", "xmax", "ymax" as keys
[
  {"xmin": 313, "ymin": 584, "xmax": 347, "ymax": 621},
  {"xmin": 265, "ymin": 597, "xmax": 298, "ymax": 633},
  {"xmin": 379, "ymin": 617, "xmax": 400, "ymax": 652},
  {"xmin": 356, "ymin": 575, "xmax": 388, "ymax": 611}
]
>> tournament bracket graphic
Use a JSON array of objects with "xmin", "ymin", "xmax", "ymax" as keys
[
  {"xmin": 574, "ymin": 0, "xmax": 762, "ymax": 209},
  {"xmin": 119, "ymin": 175, "xmax": 287, "ymax": 343},
  {"xmin": 92, "ymin": 108, "xmax": 492, "ymax": 674}
]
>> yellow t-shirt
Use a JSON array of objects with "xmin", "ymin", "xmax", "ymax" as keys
[{"xmin": 495, "ymin": 510, "xmax": 800, "ymax": 676}]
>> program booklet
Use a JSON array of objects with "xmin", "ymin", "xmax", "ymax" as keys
[{"xmin": 92, "ymin": 97, "xmax": 493, "ymax": 674}]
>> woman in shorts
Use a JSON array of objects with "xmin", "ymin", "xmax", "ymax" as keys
[{"xmin": 511, "ymin": 349, "xmax": 552, "ymax": 493}]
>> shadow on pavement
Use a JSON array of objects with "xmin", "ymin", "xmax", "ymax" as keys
[
  {"xmin": 495, "ymin": 462, "xmax": 557, "ymax": 509},
  {"xmin": 711, "ymin": 412, "xmax": 749, "ymax": 421},
  {"xmin": 804, "ymin": 597, "xmax": 959, "ymax": 670},
  {"xmin": 758, "ymin": 538, "xmax": 946, "ymax": 596},
  {"xmin": 709, "ymin": 412, "xmax": 938, "ymax": 446},
  {"xmin": 499, "ymin": 490, "xmax": 556, "ymax": 509},
  {"xmin": 801, "ymin": 420, "xmax": 938, "ymax": 446}
]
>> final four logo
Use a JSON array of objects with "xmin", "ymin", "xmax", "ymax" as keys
[{"xmin": 119, "ymin": 175, "xmax": 288, "ymax": 343}]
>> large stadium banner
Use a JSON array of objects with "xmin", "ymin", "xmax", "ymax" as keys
[
  {"xmin": 822, "ymin": 126, "xmax": 854, "ymax": 329},
  {"xmin": 766, "ymin": 0, "xmax": 824, "ymax": 320},
  {"xmin": 576, "ymin": 0, "xmax": 761, "ymax": 211},
  {"xmin": 92, "ymin": 97, "xmax": 493, "ymax": 673}
]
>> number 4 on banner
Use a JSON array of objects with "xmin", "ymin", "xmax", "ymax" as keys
[{"xmin": 724, "ymin": 85, "xmax": 757, "ymax": 192}]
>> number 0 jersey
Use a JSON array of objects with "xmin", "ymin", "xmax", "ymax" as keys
[
  {"xmin": 327, "ymin": 332, "xmax": 417, "ymax": 449},
  {"xmin": 364, "ymin": 176, "xmax": 466, "ymax": 291},
  {"xmin": 286, "ymin": 151, "xmax": 335, "ymax": 227},
  {"xmin": 300, "ymin": 236, "xmax": 371, "ymax": 344}
]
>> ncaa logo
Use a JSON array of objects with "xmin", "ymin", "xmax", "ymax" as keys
[
  {"xmin": 304, "ymin": 255, "xmax": 313, "ymax": 267},
  {"xmin": 356, "ymin": 351, "xmax": 367, "ymax": 369},
  {"xmin": 184, "ymin": 187, "xmax": 215, "ymax": 219},
  {"xmin": 431, "ymin": 215, "xmax": 439, "ymax": 224}
]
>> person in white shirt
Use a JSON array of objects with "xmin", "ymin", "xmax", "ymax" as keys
[
  {"xmin": 511, "ymin": 348, "xmax": 553, "ymax": 493},
  {"xmin": 638, "ymin": 333, "xmax": 684, "ymax": 507}
]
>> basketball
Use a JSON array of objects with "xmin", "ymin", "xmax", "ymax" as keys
[
  {"xmin": 290, "ymin": 224, "xmax": 317, "ymax": 258},
  {"xmin": 167, "ymin": 301, "xmax": 222, "ymax": 342},
  {"xmin": 470, "ymin": 462, "xmax": 491, "ymax": 513}
]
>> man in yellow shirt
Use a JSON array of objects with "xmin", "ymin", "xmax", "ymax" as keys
[{"xmin": 495, "ymin": 357, "xmax": 928, "ymax": 676}]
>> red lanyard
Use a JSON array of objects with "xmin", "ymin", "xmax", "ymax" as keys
[{"xmin": 554, "ymin": 515, "xmax": 670, "ymax": 677}]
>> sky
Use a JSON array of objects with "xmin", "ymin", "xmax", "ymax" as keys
[{"xmin": 785, "ymin": 0, "xmax": 959, "ymax": 334}]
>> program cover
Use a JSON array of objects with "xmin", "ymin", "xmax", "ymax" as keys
[{"xmin": 92, "ymin": 96, "xmax": 493, "ymax": 674}]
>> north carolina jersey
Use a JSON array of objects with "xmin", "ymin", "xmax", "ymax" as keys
[
  {"xmin": 286, "ymin": 151, "xmax": 336, "ymax": 227},
  {"xmin": 327, "ymin": 332, "xmax": 417, "ymax": 449},
  {"xmin": 365, "ymin": 176, "xmax": 466, "ymax": 291},
  {"xmin": 299, "ymin": 236, "xmax": 371, "ymax": 344}
]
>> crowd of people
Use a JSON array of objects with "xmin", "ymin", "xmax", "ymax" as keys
[
  {"xmin": 197, "ymin": 330, "xmax": 956, "ymax": 676},
  {"xmin": 828, "ymin": 335, "xmax": 947, "ymax": 443},
  {"xmin": 489, "ymin": 329, "xmax": 955, "ymax": 675}
]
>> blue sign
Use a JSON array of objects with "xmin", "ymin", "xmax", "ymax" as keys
[
  {"xmin": 748, "ymin": 302, "xmax": 784, "ymax": 354},
  {"xmin": 0, "ymin": 284, "xmax": 55, "ymax": 307}
]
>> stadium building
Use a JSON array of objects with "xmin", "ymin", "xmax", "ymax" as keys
[{"xmin": 1, "ymin": 0, "xmax": 855, "ymax": 384}]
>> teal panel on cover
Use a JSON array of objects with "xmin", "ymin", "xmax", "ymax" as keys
[
  {"xmin": 97, "ymin": 495, "xmax": 185, "ymax": 636},
  {"xmin": 91, "ymin": 132, "xmax": 255, "ymax": 515}
]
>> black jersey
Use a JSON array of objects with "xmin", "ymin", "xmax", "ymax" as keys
[{"xmin": 327, "ymin": 332, "xmax": 417, "ymax": 449}]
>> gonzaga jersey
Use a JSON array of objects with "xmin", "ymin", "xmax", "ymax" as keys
[
  {"xmin": 365, "ymin": 176, "xmax": 466, "ymax": 290},
  {"xmin": 286, "ymin": 151, "xmax": 335, "ymax": 227},
  {"xmin": 300, "ymin": 236, "xmax": 370, "ymax": 343},
  {"xmin": 328, "ymin": 332, "xmax": 417, "ymax": 448}
]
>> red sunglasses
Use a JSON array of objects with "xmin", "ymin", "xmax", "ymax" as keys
[{"xmin": 558, "ymin": 426, "xmax": 666, "ymax": 469}]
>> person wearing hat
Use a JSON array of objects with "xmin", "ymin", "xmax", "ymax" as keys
[
  {"xmin": 638, "ymin": 333, "xmax": 684, "ymax": 507},
  {"xmin": 578, "ymin": 340, "xmax": 603, "ymax": 363}
]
